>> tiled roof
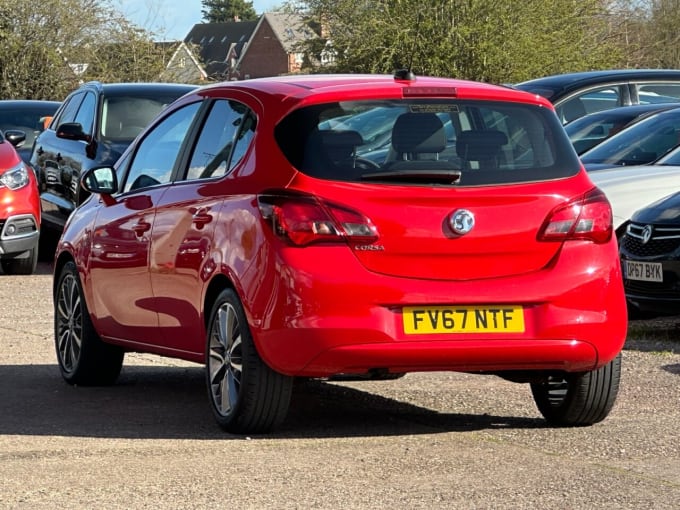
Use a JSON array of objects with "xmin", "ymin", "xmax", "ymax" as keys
[
  {"xmin": 184, "ymin": 21, "xmax": 258, "ymax": 76},
  {"xmin": 263, "ymin": 12, "xmax": 315, "ymax": 53}
]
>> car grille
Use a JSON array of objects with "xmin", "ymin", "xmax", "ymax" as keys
[
  {"xmin": 625, "ymin": 277, "xmax": 680, "ymax": 297},
  {"xmin": 621, "ymin": 223, "xmax": 680, "ymax": 257}
]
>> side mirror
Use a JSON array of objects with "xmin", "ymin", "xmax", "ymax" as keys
[
  {"xmin": 56, "ymin": 122, "xmax": 91, "ymax": 143},
  {"xmin": 82, "ymin": 166, "xmax": 118, "ymax": 195},
  {"xmin": 3, "ymin": 129, "xmax": 26, "ymax": 147}
]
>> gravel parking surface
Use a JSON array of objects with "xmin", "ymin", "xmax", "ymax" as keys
[{"xmin": 0, "ymin": 262, "xmax": 678, "ymax": 509}]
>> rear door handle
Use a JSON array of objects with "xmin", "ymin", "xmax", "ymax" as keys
[{"xmin": 191, "ymin": 207, "xmax": 213, "ymax": 229}]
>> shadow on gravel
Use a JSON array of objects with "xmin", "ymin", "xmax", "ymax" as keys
[
  {"xmin": 0, "ymin": 364, "xmax": 544, "ymax": 440},
  {"xmin": 662, "ymin": 363, "xmax": 680, "ymax": 376}
]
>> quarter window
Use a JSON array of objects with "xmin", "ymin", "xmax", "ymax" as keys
[{"xmin": 186, "ymin": 99, "xmax": 256, "ymax": 180}]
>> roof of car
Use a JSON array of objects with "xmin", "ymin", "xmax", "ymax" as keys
[
  {"xmin": 77, "ymin": 81, "xmax": 198, "ymax": 97},
  {"xmin": 515, "ymin": 69, "xmax": 680, "ymax": 100},
  {"xmin": 0, "ymin": 99, "xmax": 61, "ymax": 109},
  {"xmin": 194, "ymin": 73, "xmax": 550, "ymax": 107}
]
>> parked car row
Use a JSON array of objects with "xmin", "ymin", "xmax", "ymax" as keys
[
  {"xmin": 7, "ymin": 68, "xmax": 680, "ymax": 434},
  {"xmin": 30, "ymin": 81, "xmax": 197, "ymax": 248},
  {"xmin": 521, "ymin": 70, "xmax": 680, "ymax": 321},
  {"xmin": 0, "ymin": 100, "xmax": 60, "ymax": 273}
]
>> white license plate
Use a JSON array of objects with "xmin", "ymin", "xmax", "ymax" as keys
[{"xmin": 625, "ymin": 260, "xmax": 663, "ymax": 282}]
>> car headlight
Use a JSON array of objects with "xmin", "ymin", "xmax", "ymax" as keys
[{"xmin": 0, "ymin": 163, "xmax": 30, "ymax": 190}]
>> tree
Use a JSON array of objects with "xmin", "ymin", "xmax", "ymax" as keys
[
  {"xmin": 0, "ymin": 0, "xmax": 178, "ymax": 101},
  {"xmin": 289, "ymin": 0, "xmax": 625, "ymax": 83},
  {"xmin": 636, "ymin": 0, "xmax": 680, "ymax": 68},
  {"xmin": 202, "ymin": 0, "xmax": 258, "ymax": 22}
]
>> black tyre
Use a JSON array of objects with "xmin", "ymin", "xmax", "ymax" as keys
[
  {"xmin": 531, "ymin": 353, "xmax": 621, "ymax": 426},
  {"xmin": 1, "ymin": 245, "xmax": 37, "ymax": 275},
  {"xmin": 54, "ymin": 261, "xmax": 124, "ymax": 385},
  {"xmin": 206, "ymin": 288, "xmax": 293, "ymax": 434}
]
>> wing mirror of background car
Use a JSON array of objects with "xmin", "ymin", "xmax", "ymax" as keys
[
  {"xmin": 56, "ymin": 122, "xmax": 92, "ymax": 143},
  {"xmin": 3, "ymin": 129, "xmax": 26, "ymax": 148},
  {"xmin": 82, "ymin": 166, "xmax": 118, "ymax": 200}
]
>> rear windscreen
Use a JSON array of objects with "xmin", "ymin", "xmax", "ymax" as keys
[{"xmin": 274, "ymin": 99, "xmax": 580, "ymax": 186}]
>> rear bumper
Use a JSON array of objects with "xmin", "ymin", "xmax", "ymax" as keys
[
  {"xmin": 290, "ymin": 338, "xmax": 597, "ymax": 376},
  {"xmin": 245, "ymin": 239, "xmax": 627, "ymax": 377}
]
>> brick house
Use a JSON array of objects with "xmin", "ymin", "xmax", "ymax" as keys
[
  {"xmin": 162, "ymin": 13, "xmax": 317, "ymax": 83},
  {"xmin": 235, "ymin": 12, "xmax": 316, "ymax": 80}
]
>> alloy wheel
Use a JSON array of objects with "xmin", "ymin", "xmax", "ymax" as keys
[
  {"xmin": 55, "ymin": 272, "xmax": 82, "ymax": 373},
  {"xmin": 208, "ymin": 302, "xmax": 243, "ymax": 416}
]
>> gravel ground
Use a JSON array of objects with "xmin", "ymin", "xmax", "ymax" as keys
[{"xmin": 0, "ymin": 262, "xmax": 678, "ymax": 509}]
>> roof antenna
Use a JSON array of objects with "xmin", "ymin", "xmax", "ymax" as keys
[{"xmin": 394, "ymin": 11, "xmax": 420, "ymax": 81}]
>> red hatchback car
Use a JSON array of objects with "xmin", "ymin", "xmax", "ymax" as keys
[
  {"xmin": 53, "ymin": 73, "xmax": 627, "ymax": 433},
  {"xmin": 0, "ymin": 131, "xmax": 40, "ymax": 275}
]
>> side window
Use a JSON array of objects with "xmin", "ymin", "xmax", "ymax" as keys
[
  {"xmin": 123, "ymin": 102, "xmax": 201, "ymax": 193},
  {"xmin": 73, "ymin": 91, "xmax": 97, "ymax": 136},
  {"xmin": 637, "ymin": 83, "xmax": 680, "ymax": 104},
  {"xmin": 186, "ymin": 99, "xmax": 255, "ymax": 180},
  {"xmin": 53, "ymin": 92, "xmax": 85, "ymax": 128},
  {"xmin": 557, "ymin": 86, "xmax": 625, "ymax": 123}
]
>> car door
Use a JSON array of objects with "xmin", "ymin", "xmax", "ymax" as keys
[
  {"xmin": 32, "ymin": 91, "xmax": 89, "ymax": 230},
  {"xmin": 88, "ymin": 102, "xmax": 202, "ymax": 346},
  {"xmin": 149, "ymin": 98, "xmax": 257, "ymax": 354}
]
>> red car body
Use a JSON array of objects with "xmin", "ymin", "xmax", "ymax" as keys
[
  {"xmin": 0, "ymin": 134, "xmax": 40, "ymax": 274},
  {"xmin": 53, "ymin": 74, "xmax": 627, "ymax": 433}
]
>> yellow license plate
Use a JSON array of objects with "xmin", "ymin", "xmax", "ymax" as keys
[{"xmin": 402, "ymin": 305, "xmax": 525, "ymax": 334}]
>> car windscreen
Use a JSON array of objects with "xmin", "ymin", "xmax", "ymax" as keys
[
  {"xmin": 100, "ymin": 94, "xmax": 185, "ymax": 141},
  {"xmin": 274, "ymin": 99, "xmax": 580, "ymax": 186},
  {"xmin": 0, "ymin": 106, "xmax": 58, "ymax": 147},
  {"xmin": 580, "ymin": 109, "xmax": 680, "ymax": 166}
]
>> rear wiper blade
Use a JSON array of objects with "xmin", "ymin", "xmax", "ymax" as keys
[{"xmin": 360, "ymin": 170, "xmax": 462, "ymax": 184}]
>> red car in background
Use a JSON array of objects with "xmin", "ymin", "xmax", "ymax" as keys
[
  {"xmin": 0, "ymin": 131, "xmax": 40, "ymax": 274},
  {"xmin": 53, "ymin": 73, "xmax": 627, "ymax": 433}
]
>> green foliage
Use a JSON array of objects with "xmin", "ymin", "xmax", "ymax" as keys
[
  {"xmin": 1, "ymin": 0, "xmax": 679, "ymax": 102},
  {"xmin": 0, "ymin": 0, "xmax": 176, "ymax": 100},
  {"xmin": 636, "ymin": 0, "xmax": 680, "ymax": 68},
  {"xmin": 293, "ymin": 0, "xmax": 625, "ymax": 83},
  {"xmin": 201, "ymin": 0, "xmax": 258, "ymax": 22}
]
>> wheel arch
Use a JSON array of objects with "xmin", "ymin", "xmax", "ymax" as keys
[
  {"xmin": 203, "ymin": 273, "xmax": 236, "ymax": 331},
  {"xmin": 53, "ymin": 251, "xmax": 76, "ymax": 298}
]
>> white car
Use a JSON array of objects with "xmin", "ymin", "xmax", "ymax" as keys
[{"xmin": 589, "ymin": 165, "xmax": 680, "ymax": 236}]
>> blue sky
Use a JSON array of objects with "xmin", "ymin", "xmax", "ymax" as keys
[{"xmin": 116, "ymin": 0, "xmax": 280, "ymax": 41}]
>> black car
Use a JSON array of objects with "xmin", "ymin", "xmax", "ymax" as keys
[
  {"xmin": 30, "ymin": 81, "xmax": 196, "ymax": 242},
  {"xmin": 580, "ymin": 106, "xmax": 680, "ymax": 171},
  {"xmin": 515, "ymin": 69, "xmax": 680, "ymax": 124},
  {"xmin": 564, "ymin": 103, "xmax": 679, "ymax": 154},
  {"xmin": 620, "ymin": 191, "xmax": 680, "ymax": 318},
  {"xmin": 0, "ymin": 100, "xmax": 60, "ymax": 162}
]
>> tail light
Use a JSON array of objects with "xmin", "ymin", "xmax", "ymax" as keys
[
  {"xmin": 258, "ymin": 193, "xmax": 378, "ymax": 247},
  {"xmin": 538, "ymin": 188, "xmax": 612, "ymax": 244}
]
